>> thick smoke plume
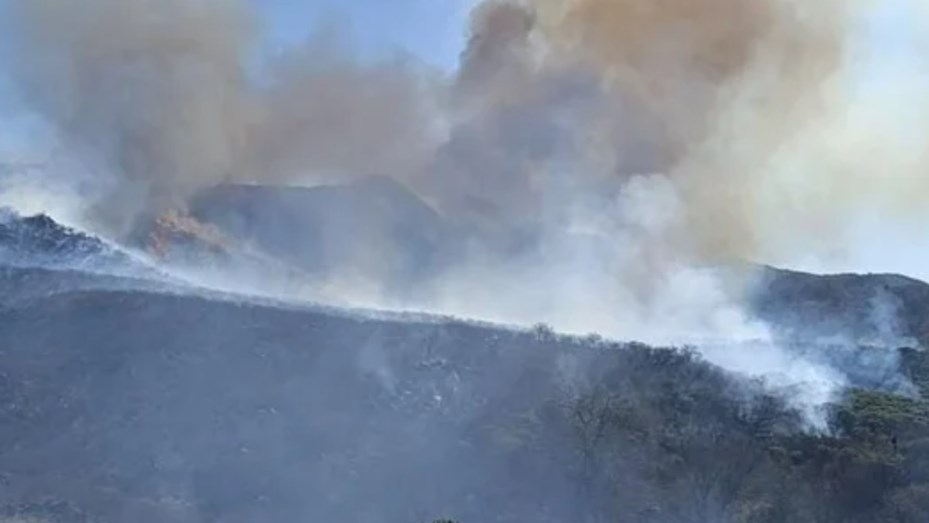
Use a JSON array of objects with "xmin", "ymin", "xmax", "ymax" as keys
[{"xmin": 497, "ymin": 0, "xmax": 847, "ymax": 260}]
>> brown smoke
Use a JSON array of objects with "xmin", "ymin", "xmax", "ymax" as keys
[
  {"xmin": 448, "ymin": 0, "xmax": 849, "ymax": 260},
  {"xmin": 2, "ymin": 0, "xmax": 439, "ymax": 237},
  {"xmin": 246, "ymin": 32, "xmax": 441, "ymax": 187},
  {"xmin": 4, "ymin": 0, "xmax": 919, "ymax": 272},
  {"xmin": 537, "ymin": 0, "xmax": 777, "ymax": 152},
  {"xmin": 538, "ymin": 0, "xmax": 844, "ymax": 146},
  {"xmin": 5, "ymin": 0, "xmax": 256, "ymax": 236}
]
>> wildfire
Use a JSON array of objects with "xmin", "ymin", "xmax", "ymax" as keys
[{"xmin": 147, "ymin": 209, "xmax": 228, "ymax": 260}]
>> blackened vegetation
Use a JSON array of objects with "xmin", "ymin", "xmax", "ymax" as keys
[{"xmin": 0, "ymin": 270, "xmax": 925, "ymax": 523}]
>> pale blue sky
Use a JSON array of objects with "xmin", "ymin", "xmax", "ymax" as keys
[
  {"xmin": 255, "ymin": 0, "xmax": 476, "ymax": 67},
  {"xmin": 851, "ymin": 0, "xmax": 928, "ymax": 91}
]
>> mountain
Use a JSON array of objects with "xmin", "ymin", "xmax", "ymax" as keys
[{"xmin": 185, "ymin": 176, "xmax": 462, "ymax": 290}]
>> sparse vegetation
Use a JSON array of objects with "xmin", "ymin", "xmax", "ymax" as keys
[{"xmin": 547, "ymin": 347, "xmax": 929, "ymax": 522}]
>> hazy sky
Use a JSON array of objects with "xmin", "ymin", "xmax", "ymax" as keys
[
  {"xmin": 255, "ymin": 0, "xmax": 476, "ymax": 68},
  {"xmin": 0, "ymin": 0, "xmax": 475, "ymax": 158}
]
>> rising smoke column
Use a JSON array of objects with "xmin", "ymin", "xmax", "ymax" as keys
[
  {"xmin": 394, "ymin": 0, "xmax": 845, "ymax": 341},
  {"xmin": 434, "ymin": 0, "xmax": 850, "ymax": 261},
  {"xmin": 523, "ymin": 0, "xmax": 929, "ymax": 267}
]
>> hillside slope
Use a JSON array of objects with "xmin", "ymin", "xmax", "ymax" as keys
[
  {"xmin": 0, "ymin": 276, "xmax": 926, "ymax": 522},
  {"xmin": 752, "ymin": 266, "xmax": 929, "ymax": 346},
  {"xmin": 1, "ymin": 212, "xmax": 928, "ymax": 522}
]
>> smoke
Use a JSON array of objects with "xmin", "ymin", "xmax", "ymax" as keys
[
  {"xmin": 3, "ymin": 0, "xmax": 256, "ymax": 236},
  {"xmin": 867, "ymin": 285, "xmax": 918, "ymax": 348},
  {"xmin": 0, "ymin": 0, "xmax": 886, "ymax": 259},
  {"xmin": 1, "ymin": 0, "xmax": 441, "ymax": 236},
  {"xmin": 1, "ymin": 0, "xmax": 923, "ymax": 410},
  {"xmin": 246, "ymin": 31, "xmax": 444, "ymax": 187}
]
